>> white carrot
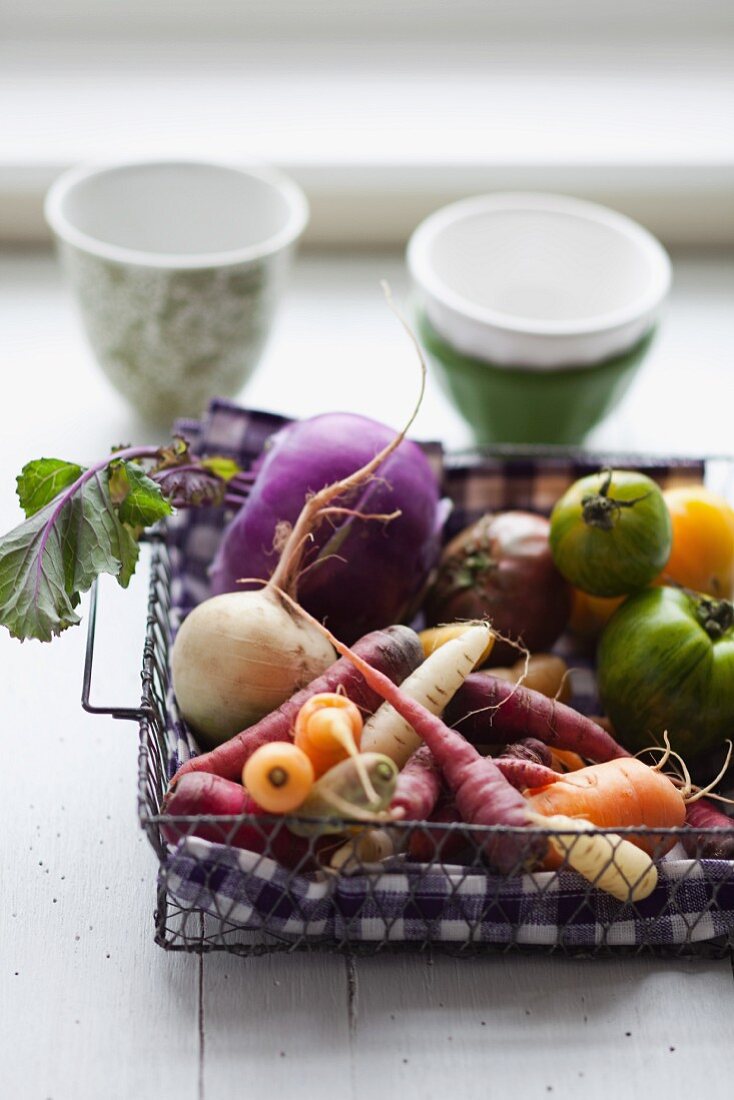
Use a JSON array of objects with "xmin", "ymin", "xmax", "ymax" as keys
[
  {"xmin": 360, "ymin": 622, "xmax": 493, "ymax": 767},
  {"xmin": 528, "ymin": 812, "xmax": 658, "ymax": 902}
]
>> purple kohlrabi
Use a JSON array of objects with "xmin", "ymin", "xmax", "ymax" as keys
[{"xmin": 209, "ymin": 412, "xmax": 446, "ymax": 643}]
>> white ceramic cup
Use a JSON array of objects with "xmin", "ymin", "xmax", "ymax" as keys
[
  {"xmin": 407, "ymin": 192, "xmax": 671, "ymax": 369},
  {"xmin": 45, "ymin": 160, "xmax": 309, "ymax": 421}
]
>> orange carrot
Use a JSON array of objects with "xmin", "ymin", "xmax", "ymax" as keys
[
  {"xmin": 526, "ymin": 757, "xmax": 686, "ymax": 857},
  {"xmin": 243, "ymin": 742, "xmax": 315, "ymax": 813},
  {"xmin": 294, "ymin": 692, "xmax": 363, "ymax": 776}
]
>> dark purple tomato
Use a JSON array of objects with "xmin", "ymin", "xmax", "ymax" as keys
[{"xmin": 424, "ymin": 511, "xmax": 572, "ymax": 664}]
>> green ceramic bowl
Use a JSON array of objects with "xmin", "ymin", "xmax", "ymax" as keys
[{"xmin": 418, "ymin": 311, "xmax": 655, "ymax": 446}]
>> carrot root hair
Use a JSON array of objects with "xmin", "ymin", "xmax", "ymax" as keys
[{"xmin": 638, "ymin": 732, "xmax": 734, "ymax": 805}]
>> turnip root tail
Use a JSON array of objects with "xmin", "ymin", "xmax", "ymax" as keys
[{"xmin": 267, "ymin": 286, "xmax": 427, "ymax": 599}]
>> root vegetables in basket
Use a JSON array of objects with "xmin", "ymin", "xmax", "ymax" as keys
[
  {"xmin": 160, "ymin": 448, "xmax": 733, "ymax": 899},
  {"xmin": 174, "ymin": 624, "xmax": 424, "ymax": 783}
]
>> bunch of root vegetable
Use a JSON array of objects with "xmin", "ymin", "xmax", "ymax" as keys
[{"xmin": 165, "ymin": 604, "xmax": 734, "ymax": 903}]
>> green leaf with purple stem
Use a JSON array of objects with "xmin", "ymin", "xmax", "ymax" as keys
[
  {"xmin": 0, "ymin": 467, "xmax": 139, "ymax": 641},
  {"xmin": 0, "ymin": 440, "xmax": 240, "ymax": 641}
]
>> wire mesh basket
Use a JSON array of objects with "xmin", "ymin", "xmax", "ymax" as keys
[{"xmin": 81, "ymin": 403, "xmax": 734, "ymax": 957}]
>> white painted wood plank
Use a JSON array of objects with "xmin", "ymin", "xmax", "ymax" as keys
[
  {"xmin": 0, "ymin": 248, "xmax": 207, "ymax": 1095},
  {"xmin": 0, "ymin": 560, "xmax": 200, "ymax": 1100},
  {"xmin": 201, "ymin": 953, "xmax": 352, "ymax": 1098},
  {"xmin": 352, "ymin": 954, "xmax": 734, "ymax": 1100}
]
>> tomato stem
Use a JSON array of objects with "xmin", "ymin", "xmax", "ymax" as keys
[
  {"xmin": 581, "ymin": 468, "xmax": 651, "ymax": 531},
  {"xmin": 694, "ymin": 595, "xmax": 734, "ymax": 639}
]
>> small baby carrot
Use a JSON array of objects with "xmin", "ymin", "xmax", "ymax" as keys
[
  {"xmin": 243, "ymin": 742, "xmax": 315, "ymax": 813},
  {"xmin": 294, "ymin": 692, "xmax": 363, "ymax": 776}
]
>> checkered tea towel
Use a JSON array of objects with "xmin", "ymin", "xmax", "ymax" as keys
[{"xmin": 163, "ymin": 838, "xmax": 734, "ymax": 949}]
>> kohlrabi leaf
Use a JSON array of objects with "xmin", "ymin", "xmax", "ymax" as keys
[
  {"xmin": 154, "ymin": 436, "xmax": 190, "ymax": 469},
  {"xmin": 0, "ymin": 438, "xmax": 240, "ymax": 642},
  {"xmin": 16, "ymin": 458, "xmax": 84, "ymax": 518},
  {"xmin": 150, "ymin": 442, "xmax": 241, "ymax": 506},
  {"xmin": 108, "ymin": 461, "xmax": 173, "ymax": 527},
  {"xmin": 72, "ymin": 471, "xmax": 140, "ymax": 591},
  {"xmin": 0, "ymin": 468, "xmax": 139, "ymax": 641},
  {"xmin": 152, "ymin": 465, "xmax": 228, "ymax": 508}
]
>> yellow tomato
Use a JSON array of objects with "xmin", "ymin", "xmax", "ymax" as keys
[
  {"xmin": 484, "ymin": 653, "xmax": 572, "ymax": 703},
  {"xmin": 568, "ymin": 589, "xmax": 624, "ymax": 640},
  {"xmin": 661, "ymin": 486, "xmax": 734, "ymax": 598}
]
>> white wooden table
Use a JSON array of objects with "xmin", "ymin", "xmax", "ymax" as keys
[{"xmin": 1, "ymin": 249, "xmax": 733, "ymax": 1100}]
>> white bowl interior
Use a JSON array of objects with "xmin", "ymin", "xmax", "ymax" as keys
[
  {"xmin": 426, "ymin": 207, "xmax": 660, "ymax": 326},
  {"xmin": 55, "ymin": 162, "xmax": 299, "ymax": 257}
]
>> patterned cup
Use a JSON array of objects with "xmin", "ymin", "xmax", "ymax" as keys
[{"xmin": 45, "ymin": 160, "xmax": 309, "ymax": 422}]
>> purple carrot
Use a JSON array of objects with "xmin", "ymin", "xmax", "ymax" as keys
[
  {"xmin": 173, "ymin": 625, "xmax": 423, "ymax": 783},
  {"xmin": 162, "ymin": 772, "xmax": 324, "ymax": 869},
  {"xmin": 682, "ymin": 798, "xmax": 734, "ymax": 860},
  {"xmin": 502, "ymin": 738, "xmax": 554, "ymax": 768},
  {"xmin": 390, "ymin": 745, "xmax": 442, "ymax": 822},
  {"xmin": 494, "ymin": 758, "xmax": 561, "ymax": 791},
  {"xmin": 446, "ymin": 674, "xmax": 630, "ymax": 763},
  {"xmin": 408, "ymin": 800, "xmax": 468, "ymax": 864}
]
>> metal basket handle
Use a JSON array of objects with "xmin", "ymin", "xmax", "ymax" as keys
[{"xmin": 81, "ymin": 577, "xmax": 147, "ymax": 722}]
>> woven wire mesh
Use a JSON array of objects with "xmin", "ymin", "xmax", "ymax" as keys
[{"xmin": 133, "ymin": 543, "xmax": 734, "ymax": 958}]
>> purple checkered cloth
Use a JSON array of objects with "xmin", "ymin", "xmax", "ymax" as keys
[
  {"xmin": 165, "ymin": 839, "xmax": 734, "ymax": 949},
  {"xmin": 159, "ymin": 398, "xmax": 734, "ymax": 949}
]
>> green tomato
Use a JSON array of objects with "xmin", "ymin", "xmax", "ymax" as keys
[
  {"xmin": 549, "ymin": 469, "xmax": 672, "ymax": 596},
  {"xmin": 597, "ymin": 586, "xmax": 734, "ymax": 757}
]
